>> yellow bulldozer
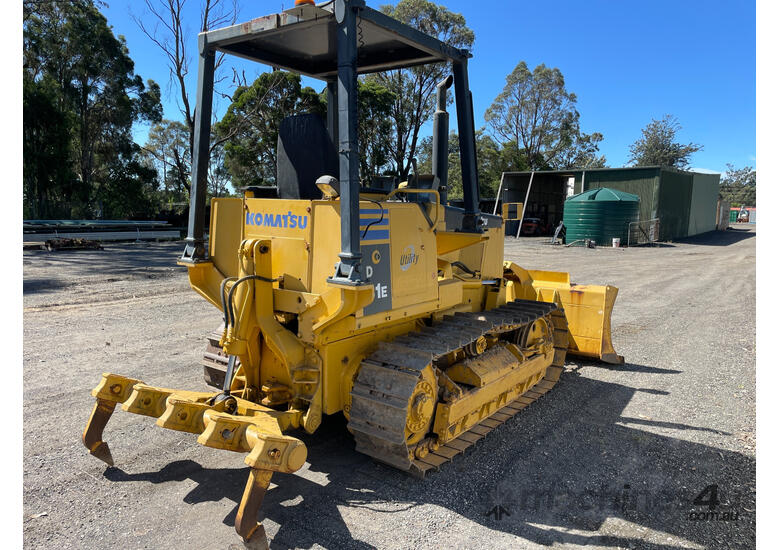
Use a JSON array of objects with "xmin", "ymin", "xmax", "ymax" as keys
[{"xmin": 83, "ymin": 0, "xmax": 623, "ymax": 544}]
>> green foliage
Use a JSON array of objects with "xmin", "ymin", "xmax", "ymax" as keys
[
  {"xmin": 141, "ymin": 118, "xmax": 231, "ymax": 201},
  {"xmin": 418, "ymin": 130, "xmax": 512, "ymax": 200},
  {"xmin": 207, "ymin": 142, "xmax": 231, "ymax": 198},
  {"xmin": 132, "ymin": 0, "xmax": 238, "ymax": 203},
  {"xmin": 93, "ymin": 151, "xmax": 159, "ymax": 219},
  {"xmin": 719, "ymin": 164, "xmax": 756, "ymax": 207},
  {"xmin": 475, "ymin": 132, "xmax": 504, "ymax": 198},
  {"xmin": 216, "ymin": 71, "xmax": 324, "ymax": 188},
  {"xmin": 141, "ymin": 119, "xmax": 191, "ymax": 201},
  {"xmin": 370, "ymin": 0, "xmax": 474, "ymax": 179},
  {"xmin": 357, "ymin": 80, "xmax": 397, "ymax": 182},
  {"xmin": 23, "ymin": 78, "xmax": 74, "ymax": 219},
  {"xmin": 318, "ymin": 79, "xmax": 396, "ymax": 183},
  {"xmin": 420, "ymin": 60, "xmax": 605, "ymax": 199},
  {"xmin": 496, "ymin": 141, "xmax": 534, "ymax": 173},
  {"xmin": 628, "ymin": 114, "xmax": 702, "ymax": 169},
  {"xmin": 23, "ymin": 0, "xmax": 162, "ymax": 219},
  {"xmin": 556, "ymin": 132, "xmax": 607, "ymax": 169},
  {"xmin": 485, "ymin": 61, "xmax": 603, "ymax": 170}
]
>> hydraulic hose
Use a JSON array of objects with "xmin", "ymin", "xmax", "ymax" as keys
[
  {"xmin": 220, "ymin": 277, "xmax": 237, "ymax": 325},
  {"xmin": 226, "ymin": 274, "xmax": 280, "ymax": 328},
  {"xmin": 361, "ymin": 199, "xmax": 385, "ymax": 238}
]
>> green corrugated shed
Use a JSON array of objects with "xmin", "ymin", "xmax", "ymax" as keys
[
  {"xmin": 579, "ymin": 167, "xmax": 717, "ymax": 241},
  {"xmin": 688, "ymin": 173, "xmax": 720, "ymax": 235},
  {"xmin": 656, "ymin": 168, "xmax": 693, "ymax": 240},
  {"xmin": 581, "ymin": 167, "xmax": 659, "ymax": 223},
  {"xmin": 500, "ymin": 166, "xmax": 720, "ymax": 241}
]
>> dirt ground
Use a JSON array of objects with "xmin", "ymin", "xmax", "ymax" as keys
[{"xmin": 23, "ymin": 227, "xmax": 756, "ymax": 550}]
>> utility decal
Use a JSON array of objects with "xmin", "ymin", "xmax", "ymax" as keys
[
  {"xmin": 245, "ymin": 211, "xmax": 308, "ymax": 229},
  {"xmin": 399, "ymin": 245, "xmax": 420, "ymax": 271}
]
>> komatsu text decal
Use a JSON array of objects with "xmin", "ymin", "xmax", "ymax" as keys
[{"xmin": 245, "ymin": 211, "xmax": 308, "ymax": 229}]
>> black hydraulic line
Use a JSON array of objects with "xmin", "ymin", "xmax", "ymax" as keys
[
  {"xmin": 220, "ymin": 277, "xmax": 237, "ymax": 325},
  {"xmin": 211, "ymin": 354, "xmax": 238, "ymax": 409},
  {"xmin": 226, "ymin": 274, "xmax": 280, "ymax": 328},
  {"xmin": 451, "ymin": 261, "xmax": 478, "ymax": 277},
  {"xmin": 361, "ymin": 199, "xmax": 384, "ymax": 238},
  {"xmin": 218, "ymin": 274, "xmax": 279, "ymax": 406}
]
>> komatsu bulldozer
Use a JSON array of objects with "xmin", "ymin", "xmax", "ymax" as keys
[{"xmin": 82, "ymin": 0, "xmax": 623, "ymax": 544}]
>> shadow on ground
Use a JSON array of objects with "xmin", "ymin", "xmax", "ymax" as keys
[
  {"xmin": 23, "ymin": 242, "xmax": 185, "ymax": 277},
  {"xmin": 674, "ymin": 227, "xmax": 755, "ymax": 247},
  {"xmin": 103, "ymin": 363, "xmax": 755, "ymax": 549},
  {"xmin": 559, "ymin": 227, "xmax": 754, "ymax": 250},
  {"xmin": 23, "ymin": 278, "xmax": 73, "ymax": 294}
]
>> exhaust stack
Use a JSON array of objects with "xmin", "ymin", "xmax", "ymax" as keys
[{"xmin": 432, "ymin": 75, "xmax": 453, "ymax": 205}]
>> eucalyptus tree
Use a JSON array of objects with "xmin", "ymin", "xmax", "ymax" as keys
[
  {"xmin": 369, "ymin": 0, "xmax": 475, "ymax": 180},
  {"xmin": 215, "ymin": 71, "xmax": 324, "ymax": 188},
  {"xmin": 24, "ymin": 0, "xmax": 162, "ymax": 218},
  {"xmin": 486, "ymin": 61, "xmax": 585, "ymax": 171},
  {"xmin": 628, "ymin": 114, "xmax": 702, "ymax": 169}
]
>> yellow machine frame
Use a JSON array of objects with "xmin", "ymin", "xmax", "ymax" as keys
[{"xmin": 84, "ymin": 192, "xmax": 622, "ymax": 541}]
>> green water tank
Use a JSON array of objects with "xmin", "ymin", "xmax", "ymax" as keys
[{"xmin": 563, "ymin": 188, "xmax": 640, "ymax": 246}]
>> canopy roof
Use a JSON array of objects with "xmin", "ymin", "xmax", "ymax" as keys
[{"xmin": 203, "ymin": 2, "xmax": 470, "ymax": 79}]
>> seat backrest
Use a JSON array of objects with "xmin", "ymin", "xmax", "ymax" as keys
[{"xmin": 276, "ymin": 114, "xmax": 338, "ymax": 200}]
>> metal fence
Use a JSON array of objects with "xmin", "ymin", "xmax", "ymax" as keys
[
  {"xmin": 626, "ymin": 218, "xmax": 660, "ymax": 246},
  {"xmin": 23, "ymin": 219, "xmax": 183, "ymax": 243}
]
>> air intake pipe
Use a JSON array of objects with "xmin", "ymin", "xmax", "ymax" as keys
[{"xmin": 432, "ymin": 74, "xmax": 453, "ymax": 205}]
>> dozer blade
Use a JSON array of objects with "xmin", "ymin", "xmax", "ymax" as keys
[
  {"xmin": 528, "ymin": 269, "xmax": 624, "ymax": 364},
  {"xmin": 82, "ymin": 372, "xmax": 307, "ymax": 543}
]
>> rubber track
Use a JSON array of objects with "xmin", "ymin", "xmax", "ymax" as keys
[{"xmin": 348, "ymin": 299, "xmax": 569, "ymax": 478}]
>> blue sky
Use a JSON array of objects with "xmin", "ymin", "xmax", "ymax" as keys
[{"xmin": 102, "ymin": 0, "xmax": 756, "ymax": 174}]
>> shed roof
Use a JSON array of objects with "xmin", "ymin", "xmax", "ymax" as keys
[{"xmin": 502, "ymin": 166, "xmax": 720, "ymax": 178}]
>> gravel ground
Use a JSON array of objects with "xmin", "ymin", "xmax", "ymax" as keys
[{"xmin": 23, "ymin": 227, "xmax": 756, "ymax": 549}]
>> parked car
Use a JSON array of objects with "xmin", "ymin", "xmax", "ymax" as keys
[{"xmin": 521, "ymin": 217, "xmax": 545, "ymax": 236}]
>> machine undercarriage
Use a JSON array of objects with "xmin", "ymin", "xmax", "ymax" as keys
[{"xmin": 349, "ymin": 299, "xmax": 568, "ymax": 475}]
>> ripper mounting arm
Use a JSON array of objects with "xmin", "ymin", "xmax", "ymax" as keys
[{"xmin": 82, "ymin": 372, "xmax": 306, "ymax": 542}]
